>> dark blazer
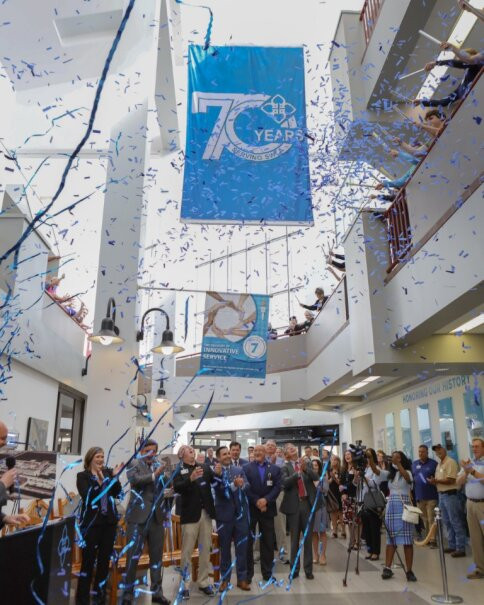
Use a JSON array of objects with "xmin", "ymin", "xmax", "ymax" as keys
[
  {"xmin": 280, "ymin": 461, "xmax": 319, "ymax": 515},
  {"xmin": 77, "ymin": 468, "xmax": 121, "ymax": 527},
  {"xmin": 243, "ymin": 461, "xmax": 281, "ymax": 517},
  {"xmin": 125, "ymin": 459, "xmax": 168, "ymax": 525},
  {"xmin": 231, "ymin": 457, "xmax": 249, "ymax": 468},
  {"xmin": 0, "ymin": 482, "xmax": 7, "ymax": 529},
  {"xmin": 173, "ymin": 463, "xmax": 216, "ymax": 524},
  {"xmin": 213, "ymin": 465, "xmax": 248, "ymax": 523},
  {"xmin": 205, "ymin": 456, "xmax": 217, "ymax": 468}
]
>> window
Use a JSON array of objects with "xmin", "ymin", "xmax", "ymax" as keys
[
  {"xmin": 53, "ymin": 386, "xmax": 86, "ymax": 454},
  {"xmin": 400, "ymin": 408, "xmax": 413, "ymax": 460},
  {"xmin": 417, "ymin": 404, "xmax": 432, "ymax": 449},
  {"xmin": 385, "ymin": 412, "xmax": 397, "ymax": 453}
]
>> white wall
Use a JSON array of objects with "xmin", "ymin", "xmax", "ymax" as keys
[
  {"xmin": 342, "ymin": 373, "xmax": 484, "ymax": 460},
  {"xmin": 0, "ymin": 358, "xmax": 59, "ymax": 449}
]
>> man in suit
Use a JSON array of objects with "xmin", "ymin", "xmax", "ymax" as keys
[
  {"xmin": 205, "ymin": 447, "xmax": 217, "ymax": 468},
  {"xmin": 174, "ymin": 445, "xmax": 221, "ymax": 599},
  {"xmin": 121, "ymin": 439, "xmax": 170, "ymax": 605},
  {"xmin": 230, "ymin": 441, "xmax": 248, "ymax": 467},
  {"xmin": 264, "ymin": 440, "xmax": 287, "ymax": 560},
  {"xmin": 213, "ymin": 446, "xmax": 251, "ymax": 592},
  {"xmin": 280, "ymin": 443, "xmax": 319, "ymax": 579},
  {"xmin": 244, "ymin": 444, "xmax": 281, "ymax": 583}
]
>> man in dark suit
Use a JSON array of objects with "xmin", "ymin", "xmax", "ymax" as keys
[
  {"xmin": 174, "ymin": 445, "xmax": 221, "ymax": 599},
  {"xmin": 121, "ymin": 439, "xmax": 170, "ymax": 605},
  {"xmin": 204, "ymin": 447, "xmax": 217, "ymax": 468},
  {"xmin": 244, "ymin": 444, "xmax": 281, "ymax": 583},
  {"xmin": 213, "ymin": 446, "xmax": 251, "ymax": 592},
  {"xmin": 280, "ymin": 443, "xmax": 319, "ymax": 579},
  {"xmin": 230, "ymin": 441, "xmax": 248, "ymax": 467}
]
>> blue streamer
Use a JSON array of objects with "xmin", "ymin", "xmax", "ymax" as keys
[
  {"xmin": 174, "ymin": 0, "xmax": 213, "ymax": 50},
  {"xmin": 184, "ymin": 296, "xmax": 189, "ymax": 342},
  {"xmin": 0, "ymin": 0, "xmax": 137, "ymax": 266}
]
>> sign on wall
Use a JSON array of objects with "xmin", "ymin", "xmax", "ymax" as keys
[
  {"xmin": 181, "ymin": 45, "xmax": 313, "ymax": 224},
  {"xmin": 201, "ymin": 291, "xmax": 270, "ymax": 378}
]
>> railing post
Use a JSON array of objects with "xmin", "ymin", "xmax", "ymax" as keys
[{"xmin": 431, "ymin": 507, "xmax": 463, "ymax": 604}]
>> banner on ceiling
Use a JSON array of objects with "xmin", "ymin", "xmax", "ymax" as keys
[
  {"xmin": 200, "ymin": 291, "xmax": 270, "ymax": 378},
  {"xmin": 181, "ymin": 45, "xmax": 313, "ymax": 225}
]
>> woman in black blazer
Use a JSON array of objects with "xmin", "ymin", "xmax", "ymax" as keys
[{"xmin": 76, "ymin": 447, "xmax": 123, "ymax": 605}]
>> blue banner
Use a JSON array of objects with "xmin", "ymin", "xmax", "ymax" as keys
[
  {"xmin": 181, "ymin": 45, "xmax": 313, "ymax": 224},
  {"xmin": 200, "ymin": 292, "xmax": 270, "ymax": 378}
]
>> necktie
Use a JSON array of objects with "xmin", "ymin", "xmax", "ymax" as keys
[{"xmin": 294, "ymin": 462, "xmax": 307, "ymax": 498}]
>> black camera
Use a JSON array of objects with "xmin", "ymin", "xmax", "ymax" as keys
[{"xmin": 348, "ymin": 441, "xmax": 367, "ymax": 471}]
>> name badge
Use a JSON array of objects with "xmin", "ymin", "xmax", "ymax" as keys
[
  {"xmin": 267, "ymin": 480, "xmax": 273, "ymax": 486},
  {"xmin": 181, "ymin": 469, "xmax": 189, "ymax": 475}
]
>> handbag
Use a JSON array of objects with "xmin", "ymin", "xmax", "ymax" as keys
[
  {"xmin": 400, "ymin": 495, "xmax": 422, "ymax": 524},
  {"xmin": 363, "ymin": 482, "xmax": 386, "ymax": 513},
  {"xmin": 326, "ymin": 488, "xmax": 340, "ymax": 513}
]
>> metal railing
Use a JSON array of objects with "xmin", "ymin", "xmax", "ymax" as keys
[
  {"xmin": 384, "ymin": 189, "xmax": 411, "ymax": 273},
  {"xmin": 360, "ymin": 0, "xmax": 384, "ymax": 47}
]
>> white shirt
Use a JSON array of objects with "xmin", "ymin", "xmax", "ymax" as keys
[
  {"xmin": 460, "ymin": 458, "xmax": 484, "ymax": 500},
  {"xmin": 361, "ymin": 467, "xmax": 389, "ymax": 499},
  {"xmin": 388, "ymin": 470, "xmax": 413, "ymax": 497}
]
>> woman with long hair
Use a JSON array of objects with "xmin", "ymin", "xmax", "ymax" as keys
[
  {"xmin": 340, "ymin": 449, "xmax": 357, "ymax": 546},
  {"xmin": 327, "ymin": 456, "xmax": 344, "ymax": 538},
  {"xmin": 311, "ymin": 458, "xmax": 329, "ymax": 565},
  {"xmin": 76, "ymin": 447, "xmax": 123, "ymax": 605},
  {"xmin": 360, "ymin": 448, "xmax": 388, "ymax": 561},
  {"xmin": 377, "ymin": 449, "xmax": 390, "ymax": 497},
  {"xmin": 382, "ymin": 451, "xmax": 417, "ymax": 582}
]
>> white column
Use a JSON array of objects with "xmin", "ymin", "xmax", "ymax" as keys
[{"xmin": 82, "ymin": 101, "xmax": 149, "ymax": 464}]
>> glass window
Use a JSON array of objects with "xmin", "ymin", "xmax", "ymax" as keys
[
  {"xmin": 417, "ymin": 404, "xmax": 432, "ymax": 449},
  {"xmin": 385, "ymin": 412, "xmax": 396, "ymax": 453},
  {"xmin": 236, "ymin": 430, "xmax": 259, "ymax": 458},
  {"xmin": 437, "ymin": 397, "xmax": 458, "ymax": 462},
  {"xmin": 463, "ymin": 386, "xmax": 483, "ymax": 453},
  {"xmin": 54, "ymin": 388, "xmax": 85, "ymax": 454},
  {"xmin": 400, "ymin": 408, "xmax": 413, "ymax": 460}
]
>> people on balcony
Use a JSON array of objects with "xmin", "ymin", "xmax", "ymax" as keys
[
  {"xmin": 45, "ymin": 272, "xmax": 89, "ymax": 329},
  {"xmin": 267, "ymin": 323, "xmax": 278, "ymax": 340},
  {"xmin": 298, "ymin": 310, "xmax": 314, "ymax": 333},
  {"xmin": 299, "ymin": 287, "xmax": 328, "ymax": 312},
  {"xmin": 284, "ymin": 316, "xmax": 300, "ymax": 336},
  {"xmin": 413, "ymin": 45, "xmax": 483, "ymax": 109}
]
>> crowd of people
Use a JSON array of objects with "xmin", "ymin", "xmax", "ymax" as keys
[
  {"xmin": 45, "ymin": 271, "xmax": 89, "ymax": 329},
  {"xmin": 1, "ymin": 423, "xmax": 483, "ymax": 604}
]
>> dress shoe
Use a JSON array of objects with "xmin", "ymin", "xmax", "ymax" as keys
[
  {"xmin": 181, "ymin": 589, "xmax": 190, "ymax": 600},
  {"xmin": 467, "ymin": 570, "xmax": 484, "ymax": 579},
  {"xmin": 443, "ymin": 547, "xmax": 455, "ymax": 554},
  {"xmin": 406, "ymin": 571, "xmax": 417, "ymax": 582},
  {"xmin": 199, "ymin": 585, "xmax": 215, "ymax": 596},
  {"xmin": 284, "ymin": 560, "xmax": 290, "ymax": 565},
  {"xmin": 305, "ymin": 572, "xmax": 314, "ymax": 580},
  {"xmin": 237, "ymin": 580, "xmax": 251, "ymax": 591},
  {"xmin": 218, "ymin": 581, "xmax": 229, "ymax": 592},
  {"xmin": 451, "ymin": 551, "xmax": 465, "ymax": 558},
  {"xmin": 152, "ymin": 596, "xmax": 170, "ymax": 605}
]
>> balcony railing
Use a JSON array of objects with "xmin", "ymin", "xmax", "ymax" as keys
[
  {"xmin": 384, "ymin": 189, "xmax": 411, "ymax": 273},
  {"xmin": 382, "ymin": 68, "xmax": 483, "ymax": 274},
  {"xmin": 360, "ymin": 0, "xmax": 384, "ymax": 47}
]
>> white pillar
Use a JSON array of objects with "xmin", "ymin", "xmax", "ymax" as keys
[{"xmin": 82, "ymin": 101, "xmax": 149, "ymax": 464}]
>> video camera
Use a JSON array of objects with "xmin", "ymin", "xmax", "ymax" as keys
[{"xmin": 348, "ymin": 440, "xmax": 367, "ymax": 471}]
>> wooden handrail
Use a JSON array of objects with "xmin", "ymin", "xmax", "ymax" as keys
[{"xmin": 360, "ymin": 0, "xmax": 385, "ymax": 47}]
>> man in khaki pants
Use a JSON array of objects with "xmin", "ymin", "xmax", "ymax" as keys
[
  {"xmin": 457, "ymin": 437, "xmax": 484, "ymax": 579},
  {"xmin": 174, "ymin": 445, "xmax": 222, "ymax": 599}
]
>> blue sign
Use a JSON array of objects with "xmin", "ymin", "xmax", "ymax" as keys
[
  {"xmin": 181, "ymin": 45, "xmax": 313, "ymax": 224},
  {"xmin": 201, "ymin": 292, "xmax": 270, "ymax": 378}
]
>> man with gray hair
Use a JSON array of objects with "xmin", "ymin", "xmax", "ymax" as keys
[
  {"xmin": 174, "ymin": 445, "xmax": 221, "ymax": 599},
  {"xmin": 265, "ymin": 440, "xmax": 287, "ymax": 560}
]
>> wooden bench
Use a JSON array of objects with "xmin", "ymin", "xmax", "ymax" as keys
[{"xmin": 69, "ymin": 513, "xmax": 220, "ymax": 605}]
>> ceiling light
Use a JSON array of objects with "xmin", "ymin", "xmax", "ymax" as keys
[
  {"xmin": 451, "ymin": 314, "xmax": 484, "ymax": 334},
  {"xmin": 192, "ymin": 404, "xmax": 201, "ymax": 409},
  {"xmin": 339, "ymin": 376, "xmax": 381, "ymax": 395}
]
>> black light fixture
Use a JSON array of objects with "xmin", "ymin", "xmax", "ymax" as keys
[
  {"xmin": 154, "ymin": 359, "xmax": 170, "ymax": 404},
  {"xmin": 136, "ymin": 307, "xmax": 184, "ymax": 356},
  {"xmin": 81, "ymin": 353, "xmax": 91, "ymax": 376},
  {"xmin": 130, "ymin": 394, "xmax": 151, "ymax": 419},
  {"xmin": 88, "ymin": 297, "xmax": 124, "ymax": 346}
]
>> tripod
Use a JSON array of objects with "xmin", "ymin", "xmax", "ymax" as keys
[{"xmin": 342, "ymin": 467, "xmax": 407, "ymax": 586}]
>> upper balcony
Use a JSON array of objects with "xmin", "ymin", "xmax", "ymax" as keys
[
  {"xmin": 329, "ymin": 0, "xmax": 475, "ymax": 167},
  {"xmin": 0, "ymin": 189, "xmax": 88, "ymax": 390}
]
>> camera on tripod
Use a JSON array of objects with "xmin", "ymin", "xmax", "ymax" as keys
[{"xmin": 348, "ymin": 440, "xmax": 367, "ymax": 472}]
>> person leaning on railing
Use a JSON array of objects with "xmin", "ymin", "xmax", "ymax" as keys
[{"xmin": 412, "ymin": 44, "xmax": 483, "ymax": 108}]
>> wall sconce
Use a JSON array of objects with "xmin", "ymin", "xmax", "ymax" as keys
[
  {"xmin": 136, "ymin": 307, "xmax": 184, "ymax": 356},
  {"xmin": 130, "ymin": 394, "xmax": 151, "ymax": 420},
  {"xmin": 88, "ymin": 297, "xmax": 124, "ymax": 346},
  {"xmin": 81, "ymin": 353, "xmax": 91, "ymax": 376}
]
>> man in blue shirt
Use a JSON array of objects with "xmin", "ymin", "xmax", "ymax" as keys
[{"xmin": 412, "ymin": 445, "xmax": 438, "ymax": 547}]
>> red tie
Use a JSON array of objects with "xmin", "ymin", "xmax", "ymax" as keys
[{"xmin": 295, "ymin": 462, "xmax": 307, "ymax": 498}]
